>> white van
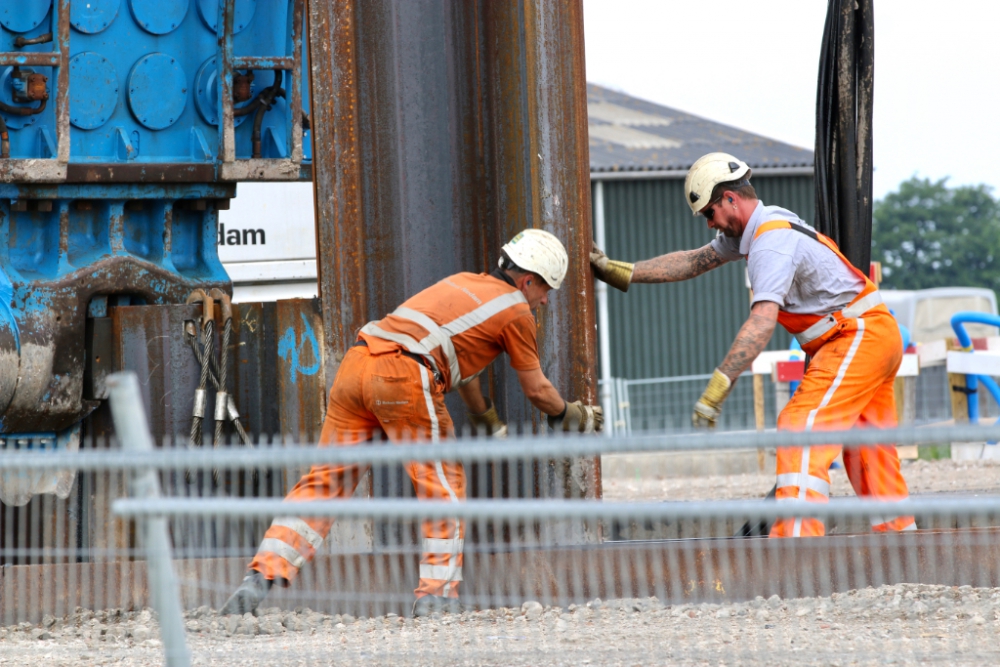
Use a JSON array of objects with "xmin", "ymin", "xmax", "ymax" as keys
[
  {"xmin": 219, "ymin": 182, "xmax": 319, "ymax": 302},
  {"xmin": 882, "ymin": 287, "xmax": 999, "ymax": 344}
]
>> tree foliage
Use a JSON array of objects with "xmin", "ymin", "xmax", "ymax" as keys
[{"xmin": 872, "ymin": 177, "xmax": 1000, "ymax": 292}]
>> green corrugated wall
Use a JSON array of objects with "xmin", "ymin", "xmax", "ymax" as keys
[{"xmin": 595, "ymin": 175, "xmax": 815, "ymax": 379}]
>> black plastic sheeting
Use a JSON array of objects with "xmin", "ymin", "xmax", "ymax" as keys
[{"xmin": 815, "ymin": 0, "xmax": 875, "ymax": 273}]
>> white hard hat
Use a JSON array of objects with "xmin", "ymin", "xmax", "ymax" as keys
[
  {"xmin": 684, "ymin": 152, "xmax": 752, "ymax": 215},
  {"xmin": 500, "ymin": 229, "xmax": 568, "ymax": 289}
]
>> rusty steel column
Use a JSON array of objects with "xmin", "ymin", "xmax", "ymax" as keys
[
  {"xmin": 308, "ymin": 1, "xmax": 599, "ymax": 515},
  {"xmin": 480, "ymin": 1, "xmax": 599, "ymax": 508}
]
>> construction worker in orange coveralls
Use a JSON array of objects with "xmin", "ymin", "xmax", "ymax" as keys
[
  {"xmin": 222, "ymin": 229, "xmax": 603, "ymax": 617},
  {"xmin": 590, "ymin": 152, "xmax": 915, "ymax": 539}
]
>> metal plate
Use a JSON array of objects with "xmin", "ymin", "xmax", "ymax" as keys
[
  {"xmin": 193, "ymin": 56, "xmax": 252, "ymax": 127},
  {"xmin": 0, "ymin": 0, "xmax": 51, "ymax": 33},
  {"xmin": 69, "ymin": 52, "xmax": 120, "ymax": 130},
  {"xmin": 70, "ymin": 0, "xmax": 120, "ymax": 34},
  {"xmin": 197, "ymin": 0, "xmax": 255, "ymax": 34},
  {"xmin": 126, "ymin": 53, "xmax": 188, "ymax": 130},
  {"xmin": 128, "ymin": 0, "xmax": 188, "ymax": 36}
]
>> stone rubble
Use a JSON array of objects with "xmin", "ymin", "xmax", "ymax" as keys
[{"xmin": 2, "ymin": 583, "xmax": 999, "ymax": 666}]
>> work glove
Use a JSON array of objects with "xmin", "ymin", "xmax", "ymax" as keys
[
  {"xmin": 467, "ymin": 397, "xmax": 508, "ymax": 438},
  {"xmin": 548, "ymin": 400, "xmax": 605, "ymax": 434},
  {"xmin": 692, "ymin": 369, "xmax": 733, "ymax": 429},
  {"xmin": 590, "ymin": 244, "xmax": 634, "ymax": 293}
]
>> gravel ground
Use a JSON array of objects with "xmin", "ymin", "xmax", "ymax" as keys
[
  {"xmin": 2, "ymin": 584, "xmax": 999, "ymax": 666},
  {"xmin": 603, "ymin": 457, "xmax": 1000, "ymax": 502}
]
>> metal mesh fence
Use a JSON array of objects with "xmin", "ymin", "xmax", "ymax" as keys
[
  {"xmin": 4, "ymin": 371, "xmax": 1000, "ymax": 666},
  {"xmin": 608, "ymin": 363, "xmax": 1000, "ymax": 436}
]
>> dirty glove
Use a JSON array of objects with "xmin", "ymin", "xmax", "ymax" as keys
[
  {"xmin": 692, "ymin": 369, "xmax": 733, "ymax": 429},
  {"xmin": 467, "ymin": 397, "xmax": 508, "ymax": 438},
  {"xmin": 220, "ymin": 570, "xmax": 273, "ymax": 616},
  {"xmin": 548, "ymin": 400, "xmax": 604, "ymax": 433},
  {"xmin": 590, "ymin": 245, "xmax": 634, "ymax": 293}
]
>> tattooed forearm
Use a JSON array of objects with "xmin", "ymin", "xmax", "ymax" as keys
[
  {"xmin": 632, "ymin": 244, "xmax": 728, "ymax": 283},
  {"xmin": 718, "ymin": 302, "xmax": 780, "ymax": 382}
]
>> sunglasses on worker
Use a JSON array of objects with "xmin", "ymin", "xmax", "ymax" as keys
[{"xmin": 700, "ymin": 197, "xmax": 722, "ymax": 221}]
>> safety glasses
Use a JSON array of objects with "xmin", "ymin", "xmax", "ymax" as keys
[{"xmin": 700, "ymin": 197, "xmax": 721, "ymax": 221}]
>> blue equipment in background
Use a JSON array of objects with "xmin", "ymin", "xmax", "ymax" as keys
[
  {"xmin": 950, "ymin": 312, "xmax": 1000, "ymax": 432},
  {"xmin": 0, "ymin": 0, "xmax": 310, "ymax": 434}
]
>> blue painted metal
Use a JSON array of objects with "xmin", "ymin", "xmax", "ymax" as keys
[
  {"xmin": 194, "ymin": 56, "xmax": 252, "ymax": 127},
  {"xmin": 127, "ymin": 53, "xmax": 188, "ymax": 131},
  {"xmin": 951, "ymin": 311, "xmax": 1000, "ymax": 431},
  {"xmin": 198, "ymin": 0, "xmax": 256, "ymax": 34},
  {"xmin": 0, "ymin": 1, "xmax": 307, "ymax": 445},
  {"xmin": 0, "ymin": 0, "xmax": 309, "ymax": 171},
  {"xmin": 0, "ymin": 0, "xmax": 52, "ymax": 34},
  {"xmin": 70, "ymin": 0, "xmax": 120, "ymax": 34},
  {"xmin": 68, "ymin": 52, "xmax": 117, "ymax": 129},
  {"xmin": 129, "ymin": 0, "xmax": 189, "ymax": 36}
]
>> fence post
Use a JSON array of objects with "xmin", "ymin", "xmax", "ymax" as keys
[{"xmin": 107, "ymin": 372, "xmax": 191, "ymax": 667}]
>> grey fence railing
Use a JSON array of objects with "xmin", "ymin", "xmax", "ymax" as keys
[
  {"xmin": 3, "ymin": 371, "xmax": 1000, "ymax": 666},
  {"xmin": 602, "ymin": 363, "xmax": 1000, "ymax": 436}
]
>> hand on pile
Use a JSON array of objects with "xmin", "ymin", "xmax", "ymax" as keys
[
  {"xmin": 590, "ymin": 244, "xmax": 634, "ymax": 292},
  {"xmin": 466, "ymin": 397, "xmax": 508, "ymax": 438},
  {"xmin": 548, "ymin": 400, "xmax": 605, "ymax": 434},
  {"xmin": 692, "ymin": 369, "xmax": 733, "ymax": 429}
]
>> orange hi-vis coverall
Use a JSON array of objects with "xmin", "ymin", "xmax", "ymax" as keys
[
  {"xmin": 249, "ymin": 272, "xmax": 543, "ymax": 599},
  {"xmin": 751, "ymin": 220, "xmax": 916, "ymax": 538}
]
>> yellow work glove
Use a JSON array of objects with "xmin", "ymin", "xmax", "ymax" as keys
[
  {"xmin": 548, "ymin": 400, "xmax": 605, "ymax": 434},
  {"xmin": 692, "ymin": 369, "xmax": 733, "ymax": 429},
  {"xmin": 590, "ymin": 245, "xmax": 634, "ymax": 293},
  {"xmin": 467, "ymin": 397, "xmax": 508, "ymax": 438}
]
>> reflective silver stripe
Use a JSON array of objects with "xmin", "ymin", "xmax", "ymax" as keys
[
  {"xmin": 379, "ymin": 290, "xmax": 528, "ymax": 386},
  {"xmin": 442, "ymin": 291, "xmax": 527, "ymax": 337},
  {"xmin": 842, "ymin": 290, "xmax": 883, "ymax": 318},
  {"xmin": 794, "ymin": 315, "xmax": 837, "ymax": 346},
  {"xmin": 872, "ymin": 516, "xmax": 916, "ymax": 531},
  {"xmin": 359, "ymin": 322, "xmax": 444, "ymax": 378},
  {"xmin": 424, "ymin": 537, "xmax": 464, "ymax": 554},
  {"xmin": 794, "ymin": 291, "xmax": 883, "ymax": 346},
  {"xmin": 420, "ymin": 564, "xmax": 464, "ymax": 581},
  {"xmin": 775, "ymin": 473, "xmax": 830, "ymax": 497},
  {"xmin": 394, "ymin": 307, "xmax": 461, "ymax": 386},
  {"xmin": 257, "ymin": 538, "xmax": 306, "ymax": 569},
  {"xmin": 270, "ymin": 517, "xmax": 324, "ymax": 550},
  {"xmin": 805, "ymin": 318, "xmax": 865, "ymax": 431},
  {"xmin": 787, "ymin": 318, "xmax": 865, "ymax": 537}
]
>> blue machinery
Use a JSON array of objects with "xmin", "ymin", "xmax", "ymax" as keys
[
  {"xmin": 0, "ymin": 1, "xmax": 310, "ymax": 437},
  {"xmin": 950, "ymin": 312, "xmax": 1000, "ymax": 429}
]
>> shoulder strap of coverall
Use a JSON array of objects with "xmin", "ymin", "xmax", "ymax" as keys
[{"xmin": 752, "ymin": 219, "xmax": 871, "ymax": 284}]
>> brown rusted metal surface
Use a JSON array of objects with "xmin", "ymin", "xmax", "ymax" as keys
[
  {"xmin": 309, "ymin": 1, "xmax": 599, "ymax": 510},
  {"xmin": 111, "ymin": 299, "xmax": 326, "ymax": 442},
  {"xmin": 4, "ymin": 528, "xmax": 1000, "ymax": 622}
]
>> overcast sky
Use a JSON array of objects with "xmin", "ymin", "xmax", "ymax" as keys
[{"xmin": 583, "ymin": 0, "xmax": 1000, "ymax": 201}]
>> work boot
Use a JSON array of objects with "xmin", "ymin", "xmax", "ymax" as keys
[
  {"xmin": 412, "ymin": 595, "xmax": 465, "ymax": 617},
  {"xmin": 220, "ymin": 570, "xmax": 274, "ymax": 615}
]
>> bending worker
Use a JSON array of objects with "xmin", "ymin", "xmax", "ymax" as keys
[
  {"xmin": 590, "ymin": 152, "xmax": 914, "ymax": 538},
  {"xmin": 222, "ymin": 229, "xmax": 603, "ymax": 616}
]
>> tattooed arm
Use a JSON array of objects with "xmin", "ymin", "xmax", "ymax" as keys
[
  {"xmin": 718, "ymin": 301, "xmax": 780, "ymax": 382},
  {"xmin": 631, "ymin": 243, "xmax": 729, "ymax": 283}
]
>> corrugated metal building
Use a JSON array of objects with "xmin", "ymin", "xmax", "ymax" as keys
[{"xmin": 588, "ymin": 84, "xmax": 815, "ymax": 380}]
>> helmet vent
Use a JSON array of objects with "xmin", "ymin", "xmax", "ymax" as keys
[
  {"xmin": 728, "ymin": 162, "xmax": 740, "ymax": 172},
  {"xmin": 689, "ymin": 191, "xmax": 699, "ymax": 203}
]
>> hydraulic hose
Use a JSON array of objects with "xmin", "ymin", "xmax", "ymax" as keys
[{"xmin": 251, "ymin": 71, "xmax": 285, "ymax": 158}]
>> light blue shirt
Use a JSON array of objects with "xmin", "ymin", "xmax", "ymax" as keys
[{"xmin": 710, "ymin": 201, "xmax": 865, "ymax": 315}]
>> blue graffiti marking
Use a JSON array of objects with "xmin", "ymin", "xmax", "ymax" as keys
[{"xmin": 278, "ymin": 312, "xmax": 320, "ymax": 380}]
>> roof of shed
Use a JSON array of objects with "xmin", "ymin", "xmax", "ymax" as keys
[{"xmin": 588, "ymin": 84, "xmax": 814, "ymax": 174}]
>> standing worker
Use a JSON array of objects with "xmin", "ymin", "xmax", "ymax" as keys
[
  {"xmin": 222, "ymin": 229, "xmax": 603, "ymax": 616},
  {"xmin": 590, "ymin": 153, "xmax": 914, "ymax": 538}
]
